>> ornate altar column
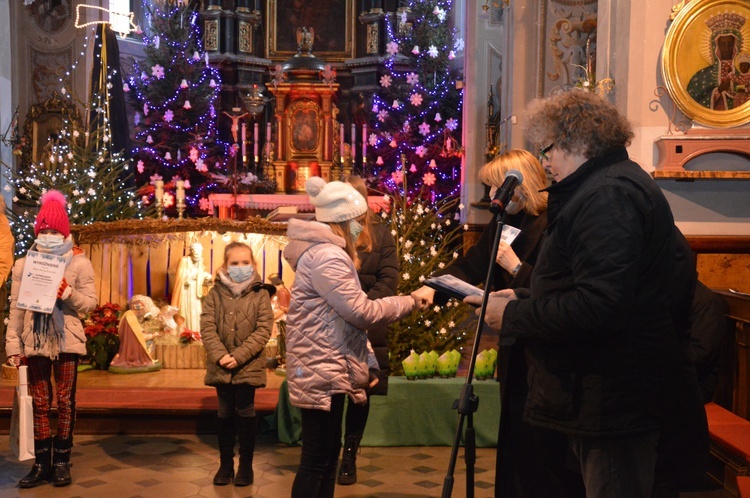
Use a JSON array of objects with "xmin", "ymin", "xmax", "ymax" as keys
[{"xmin": 267, "ymin": 29, "xmax": 340, "ymax": 193}]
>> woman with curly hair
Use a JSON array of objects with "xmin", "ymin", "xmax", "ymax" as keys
[{"xmin": 466, "ymin": 90, "xmax": 689, "ymax": 497}]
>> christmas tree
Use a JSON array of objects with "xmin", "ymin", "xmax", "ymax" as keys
[
  {"xmin": 382, "ymin": 178, "xmax": 473, "ymax": 375},
  {"xmin": 126, "ymin": 0, "xmax": 228, "ymax": 215},
  {"xmin": 5, "ymin": 90, "xmax": 143, "ymax": 255},
  {"xmin": 366, "ymin": 0, "xmax": 464, "ymax": 200}
]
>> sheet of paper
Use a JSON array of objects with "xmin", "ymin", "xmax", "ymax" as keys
[
  {"xmin": 16, "ymin": 251, "xmax": 66, "ymax": 314},
  {"xmin": 500, "ymin": 224, "xmax": 521, "ymax": 245}
]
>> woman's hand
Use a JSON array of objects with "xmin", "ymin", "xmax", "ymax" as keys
[
  {"xmin": 495, "ymin": 242, "xmax": 522, "ymax": 275},
  {"xmin": 410, "ymin": 286, "xmax": 434, "ymax": 311}
]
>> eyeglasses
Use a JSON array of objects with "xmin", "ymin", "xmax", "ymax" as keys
[{"xmin": 539, "ymin": 143, "xmax": 554, "ymax": 162}]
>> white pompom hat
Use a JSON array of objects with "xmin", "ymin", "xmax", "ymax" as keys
[{"xmin": 305, "ymin": 176, "xmax": 368, "ymax": 223}]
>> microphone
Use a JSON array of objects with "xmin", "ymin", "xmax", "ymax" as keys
[{"xmin": 489, "ymin": 169, "xmax": 523, "ymax": 214}]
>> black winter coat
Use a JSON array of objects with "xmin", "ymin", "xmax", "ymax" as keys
[
  {"xmin": 503, "ymin": 147, "xmax": 683, "ymax": 437},
  {"xmin": 357, "ymin": 220, "xmax": 399, "ymax": 395}
]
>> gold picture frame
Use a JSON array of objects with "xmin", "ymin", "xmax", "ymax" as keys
[
  {"xmin": 22, "ymin": 92, "xmax": 80, "ymax": 168},
  {"xmin": 662, "ymin": 0, "xmax": 750, "ymax": 128},
  {"xmin": 266, "ymin": 0, "xmax": 354, "ymax": 62}
]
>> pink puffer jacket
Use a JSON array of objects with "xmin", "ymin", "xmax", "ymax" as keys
[{"xmin": 283, "ymin": 219, "xmax": 414, "ymax": 411}]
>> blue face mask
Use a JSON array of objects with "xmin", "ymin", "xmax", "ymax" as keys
[
  {"xmin": 227, "ymin": 265, "xmax": 254, "ymax": 282},
  {"xmin": 36, "ymin": 233, "xmax": 65, "ymax": 249},
  {"xmin": 350, "ymin": 220, "xmax": 363, "ymax": 240}
]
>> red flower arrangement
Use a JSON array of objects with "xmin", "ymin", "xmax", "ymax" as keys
[
  {"xmin": 84, "ymin": 303, "xmax": 122, "ymax": 337},
  {"xmin": 179, "ymin": 329, "xmax": 201, "ymax": 345},
  {"xmin": 84, "ymin": 303, "xmax": 122, "ymax": 369}
]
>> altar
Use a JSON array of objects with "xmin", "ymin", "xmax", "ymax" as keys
[{"xmin": 273, "ymin": 377, "xmax": 500, "ymax": 447}]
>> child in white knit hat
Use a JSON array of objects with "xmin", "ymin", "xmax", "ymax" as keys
[{"xmin": 283, "ymin": 177, "xmax": 431, "ymax": 498}]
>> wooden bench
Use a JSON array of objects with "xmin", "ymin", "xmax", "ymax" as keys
[{"xmin": 706, "ymin": 402, "xmax": 750, "ymax": 496}]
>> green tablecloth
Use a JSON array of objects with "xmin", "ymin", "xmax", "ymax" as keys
[{"xmin": 273, "ymin": 376, "xmax": 500, "ymax": 447}]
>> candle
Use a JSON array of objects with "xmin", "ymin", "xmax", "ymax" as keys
[
  {"xmin": 266, "ymin": 122, "xmax": 271, "ymax": 142},
  {"xmin": 176, "ymin": 179, "xmax": 185, "ymax": 201},
  {"xmin": 339, "ymin": 124, "xmax": 345, "ymax": 159},
  {"xmin": 350, "ymin": 124, "xmax": 356, "ymax": 160},
  {"xmin": 362, "ymin": 124, "xmax": 367, "ymax": 160},
  {"xmin": 278, "ymin": 249, "xmax": 283, "ymax": 279},
  {"xmin": 154, "ymin": 180, "xmax": 164, "ymax": 202},
  {"xmin": 241, "ymin": 123, "xmax": 247, "ymax": 159},
  {"xmin": 254, "ymin": 122, "xmax": 259, "ymax": 159}
]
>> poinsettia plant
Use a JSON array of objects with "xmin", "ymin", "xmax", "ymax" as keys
[{"xmin": 84, "ymin": 303, "xmax": 122, "ymax": 369}]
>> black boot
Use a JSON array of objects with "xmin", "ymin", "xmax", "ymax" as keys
[
  {"xmin": 234, "ymin": 416, "xmax": 256, "ymax": 487},
  {"xmin": 337, "ymin": 436, "xmax": 361, "ymax": 485},
  {"xmin": 51, "ymin": 436, "xmax": 73, "ymax": 487},
  {"xmin": 19, "ymin": 438, "xmax": 52, "ymax": 488},
  {"xmin": 213, "ymin": 417, "xmax": 235, "ymax": 486}
]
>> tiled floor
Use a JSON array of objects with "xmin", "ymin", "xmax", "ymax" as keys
[
  {"xmin": 0, "ymin": 434, "xmax": 497, "ymax": 498},
  {"xmin": 0, "ymin": 433, "xmax": 734, "ymax": 498}
]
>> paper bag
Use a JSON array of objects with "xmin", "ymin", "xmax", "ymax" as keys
[{"xmin": 10, "ymin": 365, "xmax": 35, "ymax": 461}]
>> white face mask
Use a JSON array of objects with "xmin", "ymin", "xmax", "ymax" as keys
[
  {"xmin": 350, "ymin": 220, "xmax": 363, "ymax": 240},
  {"xmin": 36, "ymin": 233, "xmax": 65, "ymax": 249},
  {"xmin": 227, "ymin": 264, "xmax": 254, "ymax": 282}
]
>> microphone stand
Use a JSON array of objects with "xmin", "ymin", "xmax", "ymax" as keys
[{"xmin": 442, "ymin": 207, "xmax": 508, "ymax": 498}]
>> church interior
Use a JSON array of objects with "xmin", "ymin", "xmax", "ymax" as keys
[{"xmin": 0, "ymin": 1, "xmax": 749, "ymax": 497}]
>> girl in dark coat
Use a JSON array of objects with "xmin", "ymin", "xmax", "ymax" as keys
[
  {"xmin": 201, "ymin": 242, "xmax": 274, "ymax": 487},
  {"xmin": 337, "ymin": 175, "xmax": 400, "ymax": 485}
]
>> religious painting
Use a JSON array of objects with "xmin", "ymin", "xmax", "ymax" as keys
[
  {"xmin": 22, "ymin": 92, "xmax": 80, "ymax": 169},
  {"xmin": 289, "ymin": 101, "xmax": 319, "ymax": 153},
  {"xmin": 266, "ymin": 0, "xmax": 354, "ymax": 61},
  {"xmin": 663, "ymin": 0, "xmax": 750, "ymax": 127}
]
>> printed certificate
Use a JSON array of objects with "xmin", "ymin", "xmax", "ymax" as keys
[{"xmin": 16, "ymin": 251, "xmax": 66, "ymax": 314}]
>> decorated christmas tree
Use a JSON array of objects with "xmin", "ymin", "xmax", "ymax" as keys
[
  {"xmin": 5, "ymin": 22, "xmax": 144, "ymax": 255},
  {"xmin": 5, "ymin": 99, "xmax": 143, "ymax": 255},
  {"xmin": 126, "ymin": 0, "xmax": 228, "ymax": 215},
  {"xmin": 366, "ymin": 0, "xmax": 464, "ymax": 200},
  {"xmin": 382, "ymin": 175, "xmax": 473, "ymax": 375}
]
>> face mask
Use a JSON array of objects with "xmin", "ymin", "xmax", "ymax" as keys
[
  {"xmin": 350, "ymin": 220, "xmax": 363, "ymax": 240},
  {"xmin": 227, "ymin": 264, "xmax": 254, "ymax": 282},
  {"xmin": 505, "ymin": 194, "xmax": 525, "ymax": 215},
  {"xmin": 36, "ymin": 233, "xmax": 65, "ymax": 249}
]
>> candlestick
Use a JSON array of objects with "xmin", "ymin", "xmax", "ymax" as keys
[
  {"xmin": 362, "ymin": 124, "xmax": 367, "ymax": 160},
  {"xmin": 154, "ymin": 180, "xmax": 164, "ymax": 218},
  {"xmin": 254, "ymin": 123, "xmax": 259, "ymax": 159},
  {"xmin": 339, "ymin": 124, "xmax": 345, "ymax": 160},
  {"xmin": 176, "ymin": 179, "xmax": 186, "ymax": 219},
  {"xmin": 241, "ymin": 123, "xmax": 247, "ymax": 162}
]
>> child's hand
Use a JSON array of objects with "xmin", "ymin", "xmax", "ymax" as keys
[
  {"xmin": 219, "ymin": 354, "xmax": 238, "ymax": 370},
  {"xmin": 57, "ymin": 278, "xmax": 72, "ymax": 300}
]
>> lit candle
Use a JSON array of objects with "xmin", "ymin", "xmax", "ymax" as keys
[
  {"xmin": 154, "ymin": 180, "xmax": 164, "ymax": 203},
  {"xmin": 351, "ymin": 124, "xmax": 356, "ymax": 160},
  {"xmin": 241, "ymin": 123, "xmax": 247, "ymax": 160},
  {"xmin": 176, "ymin": 179, "xmax": 185, "ymax": 201},
  {"xmin": 362, "ymin": 124, "xmax": 367, "ymax": 160},
  {"xmin": 339, "ymin": 124, "xmax": 345, "ymax": 159},
  {"xmin": 254, "ymin": 122, "xmax": 259, "ymax": 160}
]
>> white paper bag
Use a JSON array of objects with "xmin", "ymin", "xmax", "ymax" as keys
[{"xmin": 9, "ymin": 366, "xmax": 35, "ymax": 461}]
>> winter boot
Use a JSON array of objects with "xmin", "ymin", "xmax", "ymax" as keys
[
  {"xmin": 213, "ymin": 417, "xmax": 235, "ymax": 486},
  {"xmin": 337, "ymin": 436, "xmax": 362, "ymax": 485},
  {"xmin": 19, "ymin": 437, "xmax": 52, "ymax": 488},
  {"xmin": 51, "ymin": 436, "xmax": 73, "ymax": 487},
  {"xmin": 234, "ymin": 416, "xmax": 256, "ymax": 487}
]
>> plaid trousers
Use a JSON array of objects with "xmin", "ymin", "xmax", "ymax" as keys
[{"xmin": 27, "ymin": 353, "xmax": 79, "ymax": 440}]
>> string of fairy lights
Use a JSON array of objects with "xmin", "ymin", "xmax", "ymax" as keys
[
  {"xmin": 4, "ymin": 18, "xmax": 148, "ymax": 255},
  {"xmin": 370, "ymin": 0, "xmax": 464, "ymax": 200}
]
